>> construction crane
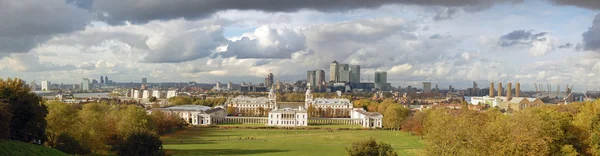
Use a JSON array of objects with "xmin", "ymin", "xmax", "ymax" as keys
[
  {"xmin": 582, "ymin": 91, "xmax": 591, "ymax": 102},
  {"xmin": 563, "ymin": 91, "xmax": 573, "ymax": 105},
  {"xmin": 534, "ymin": 83, "xmax": 538, "ymax": 93}
]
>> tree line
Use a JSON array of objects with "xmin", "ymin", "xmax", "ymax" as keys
[
  {"xmin": 0, "ymin": 78, "xmax": 184, "ymax": 155},
  {"xmin": 399, "ymin": 101, "xmax": 600, "ymax": 155}
]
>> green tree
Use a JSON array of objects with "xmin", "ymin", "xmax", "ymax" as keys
[
  {"xmin": 149, "ymin": 96, "xmax": 158, "ymax": 102},
  {"xmin": 45, "ymin": 101, "xmax": 78, "ymax": 147},
  {"xmin": 77, "ymin": 103, "xmax": 111, "ymax": 153},
  {"xmin": 168, "ymin": 96, "xmax": 192, "ymax": 105},
  {"xmin": 0, "ymin": 101, "xmax": 12, "ymax": 139},
  {"xmin": 383, "ymin": 105, "xmax": 410, "ymax": 130},
  {"xmin": 307, "ymin": 105, "xmax": 317, "ymax": 117},
  {"xmin": 346, "ymin": 138, "xmax": 397, "ymax": 156},
  {"xmin": 227, "ymin": 106, "xmax": 236, "ymax": 116},
  {"xmin": 54, "ymin": 133, "xmax": 89, "ymax": 155},
  {"xmin": 117, "ymin": 131, "xmax": 164, "ymax": 156},
  {"xmin": 0, "ymin": 78, "xmax": 48, "ymax": 143}
]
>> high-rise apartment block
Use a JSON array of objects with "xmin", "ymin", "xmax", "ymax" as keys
[
  {"xmin": 423, "ymin": 82, "xmax": 432, "ymax": 93},
  {"xmin": 41, "ymin": 81, "xmax": 50, "ymax": 91},
  {"xmin": 81, "ymin": 78, "xmax": 90, "ymax": 91}
]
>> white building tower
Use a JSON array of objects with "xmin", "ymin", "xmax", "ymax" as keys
[{"xmin": 305, "ymin": 86, "xmax": 313, "ymax": 109}]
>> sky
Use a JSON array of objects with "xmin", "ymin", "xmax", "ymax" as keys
[{"xmin": 2, "ymin": 0, "xmax": 600, "ymax": 91}]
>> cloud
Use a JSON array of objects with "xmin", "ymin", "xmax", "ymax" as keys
[
  {"xmin": 389, "ymin": 64, "xmax": 413, "ymax": 74},
  {"xmin": 89, "ymin": 0, "xmax": 522, "ymax": 24},
  {"xmin": 0, "ymin": 0, "xmax": 90, "ymax": 54},
  {"xmin": 498, "ymin": 30, "xmax": 548, "ymax": 47},
  {"xmin": 558, "ymin": 43, "xmax": 573, "ymax": 49},
  {"xmin": 430, "ymin": 33, "xmax": 452, "ymax": 39},
  {"xmin": 431, "ymin": 7, "xmax": 462, "ymax": 21},
  {"xmin": 582, "ymin": 14, "xmax": 600, "ymax": 51},
  {"xmin": 498, "ymin": 30, "xmax": 557, "ymax": 56},
  {"xmin": 548, "ymin": 0, "xmax": 600, "ymax": 10},
  {"xmin": 5, "ymin": 53, "xmax": 77, "ymax": 72},
  {"xmin": 219, "ymin": 26, "xmax": 306, "ymax": 59}
]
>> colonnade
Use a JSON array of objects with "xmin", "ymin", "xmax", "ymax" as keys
[
  {"xmin": 307, "ymin": 118, "xmax": 362, "ymax": 125},
  {"xmin": 213, "ymin": 117, "xmax": 268, "ymax": 124}
]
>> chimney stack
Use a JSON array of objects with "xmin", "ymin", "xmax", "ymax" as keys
[
  {"xmin": 497, "ymin": 82, "xmax": 503, "ymax": 96},
  {"xmin": 490, "ymin": 82, "xmax": 495, "ymax": 97},
  {"xmin": 516, "ymin": 83, "xmax": 520, "ymax": 97},
  {"xmin": 507, "ymin": 82, "xmax": 512, "ymax": 100}
]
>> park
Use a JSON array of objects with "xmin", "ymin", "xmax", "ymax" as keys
[{"xmin": 161, "ymin": 125, "xmax": 425, "ymax": 156}]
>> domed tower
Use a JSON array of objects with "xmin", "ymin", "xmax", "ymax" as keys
[{"xmin": 305, "ymin": 86, "xmax": 313, "ymax": 108}]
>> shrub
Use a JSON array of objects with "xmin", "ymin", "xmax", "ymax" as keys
[{"xmin": 346, "ymin": 138, "xmax": 397, "ymax": 156}]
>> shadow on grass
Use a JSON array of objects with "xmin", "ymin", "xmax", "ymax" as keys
[{"xmin": 168, "ymin": 149, "xmax": 289, "ymax": 155}]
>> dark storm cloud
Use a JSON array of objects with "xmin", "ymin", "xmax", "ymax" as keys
[
  {"xmin": 582, "ymin": 14, "xmax": 600, "ymax": 51},
  {"xmin": 498, "ymin": 30, "xmax": 548, "ymax": 47},
  {"xmin": 547, "ymin": 0, "xmax": 600, "ymax": 10},
  {"xmin": 89, "ymin": 0, "xmax": 522, "ymax": 24},
  {"xmin": 0, "ymin": 0, "xmax": 90, "ymax": 55},
  {"xmin": 558, "ymin": 43, "xmax": 573, "ymax": 49}
]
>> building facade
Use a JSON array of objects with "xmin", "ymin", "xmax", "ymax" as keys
[
  {"xmin": 268, "ymin": 107, "xmax": 308, "ymax": 127},
  {"xmin": 149, "ymin": 105, "xmax": 226, "ymax": 125},
  {"xmin": 226, "ymin": 88, "xmax": 277, "ymax": 116},
  {"xmin": 41, "ymin": 81, "xmax": 50, "ymax": 91},
  {"xmin": 81, "ymin": 78, "xmax": 90, "ymax": 91},
  {"xmin": 350, "ymin": 108, "xmax": 383, "ymax": 128}
]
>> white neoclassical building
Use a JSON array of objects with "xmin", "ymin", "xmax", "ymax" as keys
[
  {"xmin": 351, "ymin": 108, "xmax": 383, "ymax": 128},
  {"xmin": 149, "ymin": 105, "xmax": 226, "ymax": 125},
  {"xmin": 305, "ymin": 89, "xmax": 353, "ymax": 117},
  {"xmin": 268, "ymin": 106, "xmax": 308, "ymax": 127},
  {"xmin": 225, "ymin": 89, "xmax": 277, "ymax": 116}
]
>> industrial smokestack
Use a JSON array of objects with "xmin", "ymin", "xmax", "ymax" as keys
[
  {"xmin": 490, "ymin": 82, "xmax": 495, "ymax": 97},
  {"xmin": 498, "ymin": 82, "xmax": 503, "ymax": 96},
  {"xmin": 507, "ymin": 82, "xmax": 512, "ymax": 100},
  {"xmin": 516, "ymin": 83, "xmax": 520, "ymax": 97}
]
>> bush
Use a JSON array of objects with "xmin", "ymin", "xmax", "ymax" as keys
[
  {"xmin": 116, "ymin": 132, "xmax": 164, "ymax": 156},
  {"xmin": 54, "ymin": 133, "xmax": 89, "ymax": 155},
  {"xmin": 345, "ymin": 138, "xmax": 397, "ymax": 156}
]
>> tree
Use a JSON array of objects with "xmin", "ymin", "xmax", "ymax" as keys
[
  {"xmin": 0, "ymin": 101, "xmax": 12, "ymax": 139},
  {"xmin": 307, "ymin": 105, "xmax": 317, "ymax": 117},
  {"xmin": 227, "ymin": 107, "xmax": 236, "ymax": 116},
  {"xmin": 149, "ymin": 96, "xmax": 158, "ymax": 102},
  {"xmin": 346, "ymin": 138, "xmax": 397, "ymax": 156},
  {"xmin": 54, "ymin": 133, "xmax": 89, "ymax": 155},
  {"xmin": 257, "ymin": 107, "xmax": 265, "ymax": 117},
  {"xmin": 45, "ymin": 101, "xmax": 78, "ymax": 147},
  {"xmin": 168, "ymin": 96, "xmax": 192, "ymax": 105},
  {"xmin": 0, "ymin": 78, "xmax": 47, "ymax": 143},
  {"xmin": 117, "ymin": 131, "xmax": 164, "ymax": 156},
  {"xmin": 401, "ymin": 110, "xmax": 428, "ymax": 136},
  {"xmin": 383, "ymin": 105, "xmax": 410, "ymax": 130},
  {"xmin": 77, "ymin": 103, "xmax": 111, "ymax": 153}
]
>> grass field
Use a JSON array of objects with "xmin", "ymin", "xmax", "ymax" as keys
[
  {"xmin": 161, "ymin": 127, "xmax": 425, "ymax": 156},
  {"xmin": 0, "ymin": 140, "xmax": 68, "ymax": 156}
]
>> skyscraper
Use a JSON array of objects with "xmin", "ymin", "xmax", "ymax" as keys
[
  {"xmin": 349, "ymin": 65, "xmax": 360, "ymax": 83},
  {"xmin": 374, "ymin": 72, "xmax": 387, "ymax": 83},
  {"xmin": 104, "ymin": 76, "xmax": 108, "ymax": 84},
  {"xmin": 142, "ymin": 77, "xmax": 147, "ymax": 85},
  {"xmin": 265, "ymin": 72, "xmax": 274, "ymax": 88},
  {"xmin": 423, "ymin": 82, "xmax": 432, "ymax": 93},
  {"xmin": 41, "ymin": 81, "xmax": 50, "ymax": 91},
  {"xmin": 81, "ymin": 78, "xmax": 90, "ymax": 91},
  {"xmin": 100, "ymin": 76, "xmax": 104, "ymax": 84},
  {"xmin": 29, "ymin": 81, "xmax": 36, "ymax": 91},
  {"xmin": 330, "ymin": 60, "xmax": 339, "ymax": 82},
  {"xmin": 307, "ymin": 70, "xmax": 326, "ymax": 92}
]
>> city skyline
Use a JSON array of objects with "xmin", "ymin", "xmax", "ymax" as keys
[{"xmin": 2, "ymin": 0, "xmax": 600, "ymax": 91}]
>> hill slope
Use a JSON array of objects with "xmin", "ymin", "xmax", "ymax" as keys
[{"xmin": 0, "ymin": 140, "xmax": 67, "ymax": 156}]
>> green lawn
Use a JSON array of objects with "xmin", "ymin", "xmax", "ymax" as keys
[
  {"xmin": 0, "ymin": 140, "xmax": 68, "ymax": 156},
  {"xmin": 161, "ymin": 127, "xmax": 425, "ymax": 156}
]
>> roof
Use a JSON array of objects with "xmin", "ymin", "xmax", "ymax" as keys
[
  {"xmin": 161, "ymin": 105, "xmax": 213, "ymax": 111},
  {"xmin": 353, "ymin": 109, "xmax": 383, "ymax": 117},
  {"xmin": 509, "ymin": 97, "xmax": 527, "ymax": 103},
  {"xmin": 312, "ymin": 98, "xmax": 351, "ymax": 105},
  {"xmin": 269, "ymin": 107, "xmax": 307, "ymax": 113}
]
